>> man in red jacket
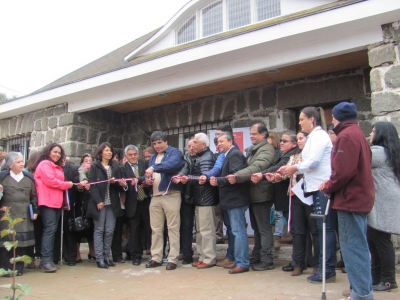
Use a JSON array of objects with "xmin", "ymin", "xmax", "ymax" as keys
[{"xmin": 319, "ymin": 102, "xmax": 374, "ymax": 300}]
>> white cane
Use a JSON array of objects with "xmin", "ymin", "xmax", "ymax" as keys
[
  {"xmin": 60, "ymin": 208, "xmax": 64, "ymax": 266},
  {"xmin": 310, "ymin": 198, "xmax": 331, "ymax": 300}
]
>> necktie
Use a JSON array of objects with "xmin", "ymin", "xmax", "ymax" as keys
[{"xmin": 133, "ymin": 164, "xmax": 146, "ymax": 201}]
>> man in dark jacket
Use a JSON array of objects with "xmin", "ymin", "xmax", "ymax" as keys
[
  {"xmin": 210, "ymin": 132, "xmax": 250, "ymax": 274},
  {"xmin": 122, "ymin": 145, "xmax": 149, "ymax": 266},
  {"xmin": 228, "ymin": 123, "xmax": 276, "ymax": 271},
  {"xmin": 319, "ymin": 102, "xmax": 374, "ymax": 300},
  {"xmin": 145, "ymin": 131, "xmax": 184, "ymax": 270}
]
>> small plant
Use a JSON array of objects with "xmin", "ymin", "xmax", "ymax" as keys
[{"xmin": 0, "ymin": 207, "xmax": 32, "ymax": 300}]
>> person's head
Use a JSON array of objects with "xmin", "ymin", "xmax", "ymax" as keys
[
  {"xmin": 299, "ymin": 107, "xmax": 327, "ymax": 133},
  {"xmin": 332, "ymin": 102, "xmax": 358, "ymax": 126},
  {"xmin": 80, "ymin": 153, "xmax": 93, "ymax": 166},
  {"xmin": 267, "ymin": 131, "xmax": 279, "ymax": 149},
  {"xmin": 296, "ymin": 131, "xmax": 309, "ymax": 151},
  {"xmin": 186, "ymin": 138, "xmax": 197, "ymax": 156},
  {"xmin": 327, "ymin": 124, "xmax": 337, "ymax": 144},
  {"xmin": 370, "ymin": 122, "xmax": 400, "ymax": 182},
  {"xmin": 216, "ymin": 124, "xmax": 233, "ymax": 136},
  {"xmin": 194, "ymin": 132, "xmax": 209, "ymax": 153},
  {"xmin": 250, "ymin": 123, "xmax": 268, "ymax": 146},
  {"xmin": 124, "ymin": 145, "xmax": 139, "ymax": 165},
  {"xmin": 143, "ymin": 146, "xmax": 154, "ymax": 161},
  {"xmin": 217, "ymin": 132, "xmax": 234, "ymax": 153},
  {"xmin": 280, "ymin": 131, "xmax": 297, "ymax": 154},
  {"xmin": 38, "ymin": 143, "xmax": 66, "ymax": 167},
  {"xmin": 213, "ymin": 137, "xmax": 219, "ymax": 152},
  {"xmin": 0, "ymin": 151, "xmax": 6, "ymax": 165},
  {"xmin": 150, "ymin": 131, "xmax": 168, "ymax": 154},
  {"xmin": 5, "ymin": 152, "xmax": 24, "ymax": 174},
  {"xmin": 94, "ymin": 142, "xmax": 115, "ymax": 163},
  {"xmin": 26, "ymin": 151, "xmax": 40, "ymax": 173},
  {"xmin": 112, "ymin": 149, "xmax": 121, "ymax": 163}
]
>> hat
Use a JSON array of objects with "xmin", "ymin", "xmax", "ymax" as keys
[{"xmin": 333, "ymin": 102, "xmax": 358, "ymax": 122}]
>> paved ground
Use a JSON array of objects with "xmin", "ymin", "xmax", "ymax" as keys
[{"xmin": 0, "ymin": 247, "xmax": 398, "ymax": 300}]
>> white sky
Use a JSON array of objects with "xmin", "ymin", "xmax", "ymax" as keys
[{"xmin": 0, "ymin": 0, "xmax": 189, "ymax": 98}]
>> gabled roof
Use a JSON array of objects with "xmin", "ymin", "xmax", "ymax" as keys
[{"xmin": 32, "ymin": 27, "xmax": 161, "ymax": 95}]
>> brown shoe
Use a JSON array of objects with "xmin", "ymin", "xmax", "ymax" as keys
[
  {"xmin": 216, "ymin": 258, "xmax": 234, "ymax": 268},
  {"xmin": 165, "ymin": 262, "xmax": 177, "ymax": 270},
  {"xmin": 192, "ymin": 261, "xmax": 203, "ymax": 267},
  {"xmin": 228, "ymin": 266, "xmax": 249, "ymax": 274},
  {"xmin": 273, "ymin": 236, "xmax": 281, "ymax": 250},
  {"xmin": 145, "ymin": 260, "xmax": 162, "ymax": 268},
  {"xmin": 291, "ymin": 267, "xmax": 303, "ymax": 276},
  {"xmin": 197, "ymin": 262, "xmax": 215, "ymax": 269}
]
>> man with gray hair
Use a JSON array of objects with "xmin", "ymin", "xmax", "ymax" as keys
[
  {"xmin": 122, "ymin": 145, "xmax": 150, "ymax": 266},
  {"xmin": 177, "ymin": 132, "xmax": 219, "ymax": 268}
]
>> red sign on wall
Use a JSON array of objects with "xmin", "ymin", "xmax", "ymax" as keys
[{"xmin": 233, "ymin": 131, "xmax": 244, "ymax": 153}]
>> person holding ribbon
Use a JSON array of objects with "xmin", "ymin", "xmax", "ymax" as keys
[
  {"xmin": 86, "ymin": 142, "xmax": 127, "ymax": 269},
  {"xmin": 34, "ymin": 143, "xmax": 74, "ymax": 273}
]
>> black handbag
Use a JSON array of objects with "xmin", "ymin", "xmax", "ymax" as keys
[{"xmin": 68, "ymin": 202, "xmax": 91, "ymax": 232}]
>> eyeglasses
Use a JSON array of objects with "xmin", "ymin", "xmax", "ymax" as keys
[{"xmin": 280, "ymin": 139, "xmax": 290, "ymax": 143}]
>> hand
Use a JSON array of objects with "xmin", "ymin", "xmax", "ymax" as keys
[
  {"xmin": 145, "ymin": 167, "xmax": 154, "ymax": 178},
  {"xmin": 284, "ymin": 166, "xmax": 297, "ymax": 177},
  {"xmin": 319, "ymin": 180, "xmax": 328, "ymax": 191},
  {"xmin": 77, "ymin": 181, "xmax": 86, "ymax": 190},
  {"xmin": 277, "ymin": 166, "xmax": 286, "ymax": 174},
  {"xmin": 97, "ymin": 202, "xmax": 104, "ymax": 210},
  {"xmin": 68, "ymin": 181, "xmax": 74, "ymax": 189},
  {"xmin": 209, "ymin": 176, "xmax": 217, "ymax": 186},
  {"xmin": 145, "ymin": 178, "xmax": 154, "ymax": 186},
  {"xmin": 227, "ymin": 174, "xmax": 237, "ymax": 184},
  {"xmin": 119, "ymin": 178, "xmax": 127, "ymax": 187},
  {"xmin": 85, "ymin": 182, "xmax": 90, "ymax": 191},
  {"xmin": 0, "ymin": 206, "xmax": 7, "ymax": 212},
  {"xmin": 131, "ymin": 178, "xmax": 138, "ymax": 186},
  {"xmin": 32, "ymin": 213, "xmax": 38, "ymax": 221},
  {"xmin": 198, "ymin": 175, "xmax": 207, "ymax": 185},
  {"xmin": 172, "ymin": 176, "xmax": 181, "ymax": 184},
  {"xmin": 109, "ymin": 177, "xmax": 116, "ymax": 184},
  {"xmin": 251, "ymin": 173, "xmax": 262, "ymax": 184},
  {"xmin": 180, "ymin": 176, "xmax": 189, "ymax": 184},
  {"xmin": 0, "ymin": 184, "xmax": 3, "ymax": 192},
  {"xmin": 264, "ymin": 173, "xmax": 275, "ymax": 182}
]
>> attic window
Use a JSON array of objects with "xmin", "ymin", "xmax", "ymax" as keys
[
  {"xmin": 257, "ymin": 0, "xmax": 281, "ymax": 21},
  {"xmin": 228, "ymin": 0, "xmax": 251, "ymax": 30},
  {"xmin": 202, "ymin": 1, "xmax": 223, "ymax": 37},
  {"xmin": 177, "ymin": 15, "xmax": 197, "ymax": 44}
]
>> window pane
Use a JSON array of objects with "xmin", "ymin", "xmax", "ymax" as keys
[
  {"xmin": 202, "ymin": 1, "xmax": 223, "ymax": 37},
  {"xmin": 257, "ymin": 0, "xmax": 281, "ymax": 21},
  {"xmin": 177, "ymin": 15, "xmax": 196, "ymax": 44},
  {"xmin": 228, "ymin": 0, "xmax": 251, "ymax": 30}
]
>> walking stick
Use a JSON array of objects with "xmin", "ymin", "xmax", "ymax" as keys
[
  {"xmin": 60, "ymin": 208, "xmax": 64, "ymax": 266},
  {"xmin": 310, "ymin": 198, "xmax": 331, "ymax": 300}
]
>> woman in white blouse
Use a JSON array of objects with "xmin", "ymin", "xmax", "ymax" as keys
[{"xmin": 280, "ymin": 106, "xmax": 337, "ymax": 284}]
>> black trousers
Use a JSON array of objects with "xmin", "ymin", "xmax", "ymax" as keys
[
  {"xmin": 367, "ymin": 226, "xmax": 396, "ymax": 285},
  {"xmin": 290, "ymin": 196, "xmax": 319, "ymax": 269},
  {"xmin": 180, "ymin": 200, "xmax": 195, "ymax": 258},
  {"xmin": 127, "ymin": 198, "xmax": 152, "ymax": 259},
  {"xmin": 0, "ymin": 247, "xmax": 26, "ymax": 275},
  {"xmin": 111, "ymin": 216, "xmax": 125, "ymax": 261}
]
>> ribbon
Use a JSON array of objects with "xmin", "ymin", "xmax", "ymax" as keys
[{"xmin": 74, "ymin": 178, "xmax": 138, "ymax": 191}]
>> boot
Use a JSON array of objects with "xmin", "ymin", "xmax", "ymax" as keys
[{"xmin": 273, "ymin": 236, "xmax": 281, "ymax": 250}]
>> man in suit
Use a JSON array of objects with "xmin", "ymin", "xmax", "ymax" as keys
[
  {"xmin": 122, "ymin": 145, "xmax": 150, "ymax": 266},
  {"xmin": 210, "ymin": 132, "xmax": 250, "ymax": 274}
]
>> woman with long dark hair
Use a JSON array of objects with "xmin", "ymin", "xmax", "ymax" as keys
[
  {"xmin": 34, "ymin": 143, "xmax": 73, "ymax": 273},
  {"xmin": 368, "ymin": 122, "xmax": 400, "ymax": 292},
  {"xmin": 86, "ymin": 142, "xmax": 126, "ymax": 269},
  {"xmin": 280, "ymin": 107, "xmax": 336, "ymax": 283}
]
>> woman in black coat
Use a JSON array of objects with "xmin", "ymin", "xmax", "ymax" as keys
[{"xmin": 86, "ymin": 142, "xmax": 126, "ymax": 269}]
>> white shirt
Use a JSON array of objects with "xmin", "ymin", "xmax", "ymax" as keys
[
  {"xmin": 297, "ymin": 126, "xmax": 332, "ymax": 192},
  {"xmin": 10, "ymin": 170, "xmax": 24, "ymax": 183}
]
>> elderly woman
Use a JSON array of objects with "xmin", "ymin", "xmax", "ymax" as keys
[
  {"xmin": 34, "ymin": 143, "xmax": 73, "ymax": 273},
  {"xmin": 0, "ymin": 152, "xmax": 38, "ymax": 276}
]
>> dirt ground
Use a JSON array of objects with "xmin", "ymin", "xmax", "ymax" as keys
[{"xmin": 0, "ymin": 249, "xmax": 398, "ymax": 300}]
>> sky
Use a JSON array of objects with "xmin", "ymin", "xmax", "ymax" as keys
[{"xmin": 0, "ymin": 0, "xmax": 189, "ymax": 98}]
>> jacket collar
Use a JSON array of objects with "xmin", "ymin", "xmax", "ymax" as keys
[
  {"xmin": 333, "ymin": 120, "xmax": 358, "ymax": 135},
  {"xmin": 197, "ymin": 147, "xmax": 210, "ymax": 157}
]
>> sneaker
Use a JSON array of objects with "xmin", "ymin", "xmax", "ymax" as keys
[
  {"xmin": 373, "ymin": 282, "xmax": 398, "ymax": 292},
  {"xmin": 307, "ymin": 270, "xmax": 336, "ymax": 283},
  {"xmin": 252, "ymin": 261, "xmax": 274, "ymax": 271}
]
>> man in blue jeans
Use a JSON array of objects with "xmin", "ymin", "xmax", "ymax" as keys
[
  {"xmin": 320, "ymin": 102, "xmax": 375, "ymax": 300},
  {"xmin": 210, "ymin": 132, "xmax": 250, "ymax": 274}
]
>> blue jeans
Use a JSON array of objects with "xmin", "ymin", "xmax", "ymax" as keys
[
  {"xmin": 338, "ymin": 211, "xmax": 374, "ymax": 300},
  {"xmin": 227, "ymin": 206, "xmax": 250, "ymax": 268},
  {"xmin": 40, "ymin": 206, "xmax": 62, "ymax": 264},
  {"xmin": 313, "ymin": 191, "xmax": 337, "ymax": 273},
  {"xmin": 273, "ymin": 210, "xmax": 284, "ymax": 236},
  {"xmin": 223, "ymin": 209, "xmax": 235, "ymax": 261}
]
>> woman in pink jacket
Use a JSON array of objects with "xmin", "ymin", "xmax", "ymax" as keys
[{"xmin": 34, "ymin": 143, "xmax": 73, "ymax": 273}]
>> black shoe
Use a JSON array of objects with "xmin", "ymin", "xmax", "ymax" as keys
[
  {"xmin": 216, "ymin": 239, "xmax": 225, "ymax": 244},
  {"xmin": 182, "ymin": 257, "xmax": 193, "ymax": 265},
  {"xmin": 104, "ymin": 259, "xmax": 116, "ymax": 267},
  {"xmin": 115, "ymin": 258, "xmax": 125, "ymax": 263},
  {"xmin": 97, "ymin": 261, "xmax": 109, "ymax": 269},
  {"xmin": 132, "ymin": 258, "xmax": 141, "ymax": 266},
  {"xmin": 67, "ymin": 261, "xmax": 76, "ymax": 266},
  {"xmin": 40, "ymin": 263, "xmax": 57, "ymax": 273},
  {"xmin": 125, "ymin": 253, "xmax": 132, "ymax": 261},
  {"xmin": 250, "ymin": 257, "xmax": 260, "ymax": 265},
  {"xmin": 88, "ymin": 254, "xmax": 96, "ymax": 260},
  {"xmin": 282, "ymin": 263, "xmax": 294, "ymax": 272},
  {"xmin": 252, "ymin": 261, "xmax": 275, "ymax": 271},
  {"xmin": 335, "ymin": 259, "xmax": 345, "ymax": 269},
  {"xmin": 373, "ymin": 282, "xmax": 398, "ymax": 292}
]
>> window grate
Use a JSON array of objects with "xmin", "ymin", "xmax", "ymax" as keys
[
  {"xmin": 177, "ymin": 15, "xmax": 197, "ymax": 44},
  {"xmin": 257, "ymin": 0, "xmax": 281, "ymax": 21},
  {"xmin": 202, "ymin": 1, "xmax": 223, "ymax": 37},
  {"xmin": 1, "ymin": 135, "xmax": 31, "ymax": 162},
  {"xmin": 228, "ymin": 0, "xmax": 251, "ymax": 30}
]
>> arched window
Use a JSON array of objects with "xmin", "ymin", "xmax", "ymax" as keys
[
  {"xmin": 257, "ymin": 0, "xmax": 281, "ymax": 21},
  {"xmin": 177, "ymin": 15, "xmax": 197, "ymax": 44},
  {"xmin": 202, "ymin": 1, "xmax": 223, "ymax": 37},
  {"xmin": 228, "ymin": 0, "xmax": 251, "ymax": 30}
]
